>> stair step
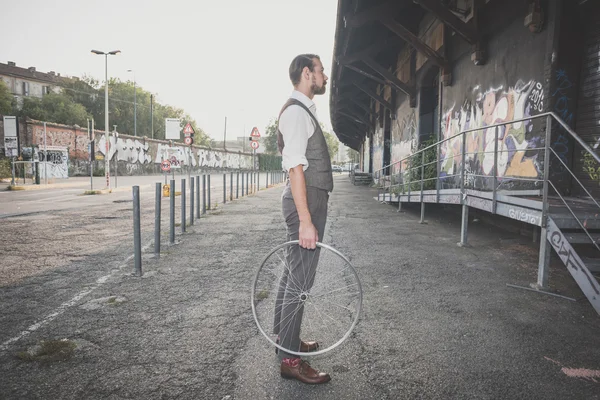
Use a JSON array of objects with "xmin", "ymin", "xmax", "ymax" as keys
[
  {"xmin": 549, "ymin": 212, "xmax": 600, "ymax": 229},
  {"xmin": 563, "ymin": 232, "xmax": 600, "ymax": 244},
  {"xmin": 581, "ymin": 258, "xmax": 600, "ymax": 273}
]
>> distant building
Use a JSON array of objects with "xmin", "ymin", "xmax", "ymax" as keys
[{"xmin": 0, "ymin": 61, "xmax": 66, "ymax": 107}]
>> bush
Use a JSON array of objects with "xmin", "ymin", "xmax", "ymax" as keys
[{"xmin": 0, "ymin": 158, "xmax": 12, "ymax": 179}]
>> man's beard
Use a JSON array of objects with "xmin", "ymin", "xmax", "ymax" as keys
[{"xmin": 311, "ymin": 77, "xmax": 327, "ymax": 95}]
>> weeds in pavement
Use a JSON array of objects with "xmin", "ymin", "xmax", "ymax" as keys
[
  {"xmin": 16, "ymin": 339, "xmax": 76, "ymax": 363},
  {"xmin": 256, "ymin": 289, "xmax": 269, "ymax": 301}
]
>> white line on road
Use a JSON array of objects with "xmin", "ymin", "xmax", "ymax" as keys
[{"xmin": 0, "ymin": 242, "xmax": 153, "ymax": 352}]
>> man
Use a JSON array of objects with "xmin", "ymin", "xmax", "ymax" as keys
[{"xmin": 272, "ymin": 54, "xmax": 333, "ymax": 385}]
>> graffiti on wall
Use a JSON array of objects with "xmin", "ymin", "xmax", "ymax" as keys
[
  {"xmin": 391, "ymin": 111, "xmax": 417, "ymax": 174},
  {"xmin": 33, "ymin": 126, "xmax": 90, "ymax": 159},
  {"xmin": 37, "ymin": 147, "xmax": 69, "ymax": 179},
  {"xmin": 28, "ymin": 121, "xmax": 256, "ymax": 175},
  {"xmin": 440, "ymin": 79, "xmax": 544, "ymax": 189},
  {"xmin": 372, "ymin": 126, "xmax": 384, "ymax": 175}
]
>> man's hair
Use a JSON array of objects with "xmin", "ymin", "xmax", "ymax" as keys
[{"xmin": 289, "ymin": 54, "xmax": 320, "ymax": 86}]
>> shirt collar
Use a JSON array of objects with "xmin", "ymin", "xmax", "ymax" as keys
[{"xmin": 290, "ymin": 90, "xmax": 316, "ymax": 111}]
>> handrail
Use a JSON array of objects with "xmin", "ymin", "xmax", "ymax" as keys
[{"xmin": 374, "ymin": 111, "xmax": 600, "ymax": 177}]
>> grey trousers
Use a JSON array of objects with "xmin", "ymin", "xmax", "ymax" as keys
[{"xmin": 273, "ymin": 184, "xmax": 328, "ymax": 359}]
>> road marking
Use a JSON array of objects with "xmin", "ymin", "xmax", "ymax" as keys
[{"xmin": 0, "ymin": 242, "xmax": 153, "ymax": 352}]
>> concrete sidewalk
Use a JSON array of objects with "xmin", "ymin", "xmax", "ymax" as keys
[{"xmin": 1, "ymin": 176, "xmax": 599, "ymax": 399}]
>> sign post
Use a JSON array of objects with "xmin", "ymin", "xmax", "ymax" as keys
[
  {"xmin": 3, "ymin": 116, "xmax": 18, "ymax": 186},
  {"xmin": 249, "ymin": 127, "xmax": 260, "ymax": 175}
]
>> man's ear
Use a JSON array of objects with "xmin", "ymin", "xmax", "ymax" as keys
[{"xmin": 303, "ymin": 66, "xmax": 311, "ymax": 80}]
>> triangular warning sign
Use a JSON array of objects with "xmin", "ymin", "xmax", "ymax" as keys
[
  {"xmin": 250, "ymin": 127, "xmax": 261, "ymax": 138},
  {"xmin": 183, "ymin": 123, "xmax": 195, "ymax": 135}
]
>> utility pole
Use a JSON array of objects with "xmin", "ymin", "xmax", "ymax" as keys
[
  {"xmin": 150, "ymin": 94, "xmax": 154, "ymax": 139},
  {"xmin": 223, "ymin": 116, "xmax": 227, "ymax": 150}
]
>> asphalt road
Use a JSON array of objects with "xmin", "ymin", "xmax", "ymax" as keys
[
  {"xmin": 0, "ymin": 175, "xmax": 599, "ymax": 399},
  {"xmin": 0, "ymin": 172, "xmax": 278, "ymax": 218}
]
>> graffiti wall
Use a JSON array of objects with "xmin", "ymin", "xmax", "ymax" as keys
[
  {"xmin": 439, "ymin": 79, "xmax": 545, "ymax": 190},
  {"xmin": 372, "ymin": 125, "xmax": 384, "ymax": 176},
  {"xmin": 26, "ymin": 120, "xmax": 256, "ymax": 176},
  {"xmin": 34, "ymin": 146, "xmax": 69, "ymax": 179},
  {"xmin": 391, "ymin": 102, "xmax": 417, "ymax": 174}
]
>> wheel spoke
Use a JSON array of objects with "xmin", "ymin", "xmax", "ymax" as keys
[{"xmin": 252, "ymin": 241, "xmax": 362, "ymax": 356}]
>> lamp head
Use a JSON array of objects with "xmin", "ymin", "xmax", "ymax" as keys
[
  {"xmin": 91, "ymin": 50, "xmax": 104, "ymax": 55},
  {"xmin": 108, "ymin": 50, "xmax": 121, "ymax": 55}
]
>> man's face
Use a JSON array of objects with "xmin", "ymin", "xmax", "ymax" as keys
[{"xmin": 309, "ymin": 59, "xmax": 328, "ymax": 96}]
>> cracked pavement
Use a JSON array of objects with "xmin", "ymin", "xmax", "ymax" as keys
[{"xmin": 1, "ymin": 175, "xmax": 600, "ymax": 399}]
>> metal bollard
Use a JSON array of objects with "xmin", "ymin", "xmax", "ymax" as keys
[
  {"xmin": 267, "ymin": 171, "xmax": 269, "ymax": 187},
  {"xmin": 133, "ymin": 186, "xmax": 142, "ymax": 276},
  {"xmin": 258, "ymin": 171, "xmax": 260, "ymax": 191},
  {"xmin": 202, "ymin": 174, "xmax": 207, "ymax": 214},
  {"xmin": 207, "ymin": 174, "xmax": 211, "ymax": 210},
  {"xmin": 154, "ymin": 182, "xmax": 161, "ymax": 257},
  {"xmin": 223, "ymin": 173, "xmax": 227, "ymax": 204},
  {"xmin": 230, "ymin": 172, "xmax": 233, "ymax": 201},
  {"xmin": 190, "ymin": 177, "xmax": 195, "ymax": 226},
  {"xmin": 170, "ymin": 179, "xmax": 175, "ymax": 244},
  {"xmin": 246, "ymin": 172, "xmax": 249, "ymax": 195},
  {"xmin": 236, "ymin": 172, "xmax": 239, "ymax": 199},
  {"xmin": 241, "ymin": 172, "xmax": 245, "ymax": 196},
  {"xmin": 196, "ymin": 176, "xmax": 200, "ymax": 218},
  {"xmin": 181, "ymin": 178, "xmax": 186, "ymax": 233}
]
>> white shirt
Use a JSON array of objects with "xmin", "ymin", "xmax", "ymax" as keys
[{"xmin": 279, "ymin": 90, "xmax": 319, "ymax": 172}]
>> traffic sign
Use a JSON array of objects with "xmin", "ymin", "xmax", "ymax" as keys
[
  {"xmin": 183, "ymin": 123, "xmax": 195, "ymax": 136},
  {"xmin": 184, "ymin": 136, "xmax": 193, "ymax": 145},
  {"xmin": 161, "ymin": 160, "xmax": 171, "ymax": 172},
  {"xmin": 250, "ymin": 127, "xmax": 261, "ymax": 138},
  {"xmin": 250, "ymin": 141, "xmax": 259, "ymax": 150}
]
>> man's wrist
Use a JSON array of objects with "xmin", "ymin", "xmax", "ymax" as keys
[{"xmin": 299, "ymin": 215, "xmax": 312, "ymax": 224}]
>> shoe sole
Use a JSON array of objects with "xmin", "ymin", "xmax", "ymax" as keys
[{"xmin": 280, "ymin": 373, "xmax": 331, "ymax": 384}]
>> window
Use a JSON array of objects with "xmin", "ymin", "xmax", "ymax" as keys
[
  {"xmin": 43, "ymin": 86, "xmax": 51, "ymax": 95},
  {"xmin": 22, "ymin": 81, "xmax": 29, "ymax": 96}
]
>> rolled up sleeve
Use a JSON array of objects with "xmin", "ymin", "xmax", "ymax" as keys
[{"xmin": 279, "ymin": 105, "xmax": 312, "ymax": 172}]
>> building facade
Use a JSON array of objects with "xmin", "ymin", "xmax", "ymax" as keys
[
  {"xmin": 0, "ymin": 61, "xmax": 64, "ymax": 105},
  {"xmin": 330, "ymin": 0, "xmax": 600, "ymax": 197}
]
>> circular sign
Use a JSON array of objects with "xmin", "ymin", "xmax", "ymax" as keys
[
  {"xmin": 184, "ymin": 136, "xmax": 193, "ymax": 145},
  {"xmin": 161, "ymin": 160, "xmax": 171, "ymax": 172},
  {"xmin": 250, "ymin": 141, "xmax": 259, "ymax": 150}
]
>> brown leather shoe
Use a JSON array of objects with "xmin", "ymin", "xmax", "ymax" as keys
[
  {"xmin": 280, "ymin": 359, "xmax": 331, "ymax": 384},
  {"xmin": 275, "ymin": 338, "xmax": 319, "ymax": 354}
]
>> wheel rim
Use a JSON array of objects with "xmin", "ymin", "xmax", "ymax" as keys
[{"xmin": 251, "ymin": 241, "xmax": 363, "ymax": 357}]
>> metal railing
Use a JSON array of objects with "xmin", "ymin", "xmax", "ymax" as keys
[{"xmin": 374, "ymin": 111, "xmax": 600, "ymax": 264}]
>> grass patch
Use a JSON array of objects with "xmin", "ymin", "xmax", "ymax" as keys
[
  {"xmin": 107, "ymin": 296, "xmax": 117, "ymax": 304},
  {"xmin": 16, "ymin": 339, "xmax": 77, "ymax": 363}
]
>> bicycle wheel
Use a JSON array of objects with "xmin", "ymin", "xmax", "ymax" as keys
[{"xmin": 251, "ymin": 241, "xmax": 362, "ymax": 357}]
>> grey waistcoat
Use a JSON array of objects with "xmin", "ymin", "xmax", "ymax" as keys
[{"xmin": 277, "ymin": 98, "xmax": 334, "ymax": 192}]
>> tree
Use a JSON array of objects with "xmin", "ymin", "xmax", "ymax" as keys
[
  {"xmin": 61, "ymin": 76, "xmax": 211, "ymax": 145},
  {"xmin": 264, "ymin": 118, "xmax": 279, "ymax": 155},
  {"xmin": 0, "ymin": 80, "xmax": 14, "ymax": 115},
  {"xmin": 321, "ymin": 124, "xmax": 339, "ymax": 160},
  {"xmin": 18, "ymin": 92, "xmax": 90, "ymax": 126}
]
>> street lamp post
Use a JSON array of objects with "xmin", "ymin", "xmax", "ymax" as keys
[
  {"xmin": 91, "ymin": 49, "xmax": 121, "ymax": 190},
  {"xmin": 127, "ymin": 69, "xmax": 136, "ymax": 137}
]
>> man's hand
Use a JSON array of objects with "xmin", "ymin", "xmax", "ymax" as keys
[{"xmin": 299, "ymin": 221, "xmax": 318, "ymax": 249}]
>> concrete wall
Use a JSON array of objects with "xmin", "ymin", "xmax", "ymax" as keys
[{"xmin": 20, "ymin": 119, "xmax": 256, "ymax": 176}]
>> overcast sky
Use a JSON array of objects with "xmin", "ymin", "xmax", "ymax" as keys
[{"xmin": 0, "ymin": 0, "xmax": 338, "ymax": 140}]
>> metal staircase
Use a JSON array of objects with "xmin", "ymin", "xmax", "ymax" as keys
[{"xmin": 374, "ymin": 112, "xmax": 600, "ymax": 315}]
